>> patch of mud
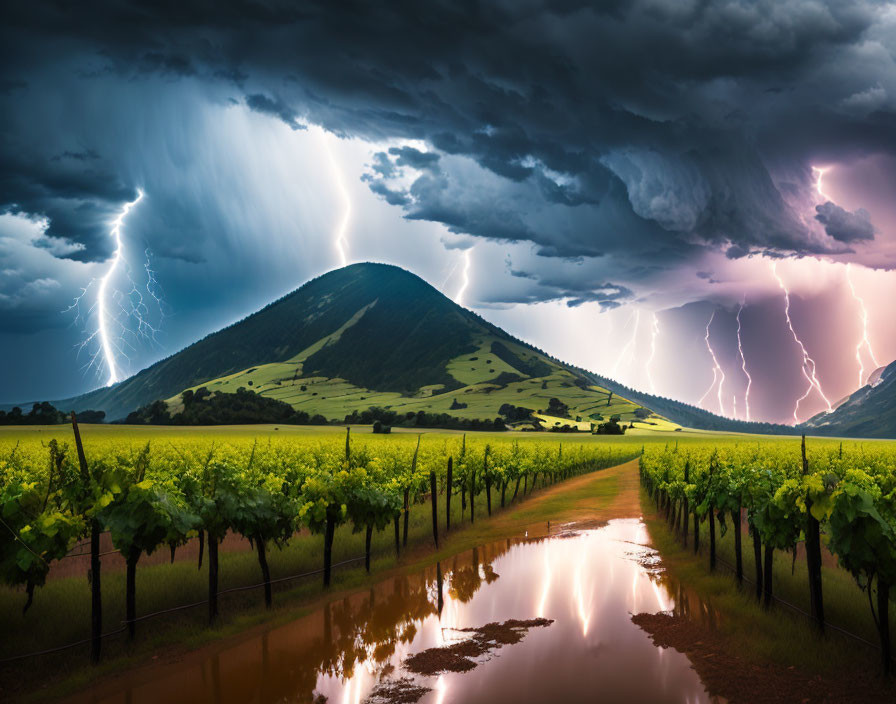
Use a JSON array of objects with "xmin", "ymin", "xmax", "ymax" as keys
[
  {"xmin": 624, "ymin": 548, "xmax": 664, "ymax": 575},
  {"xmin": 404, "ymin": 618, "xmax": 554, "ymax": 676},
  {"xmin": 632, "ymin": 612, "xmax": 894, "ymax": 704},
  {"xmin": 362, "ymin": 678, "xmax": 431, "ymax": 704}
]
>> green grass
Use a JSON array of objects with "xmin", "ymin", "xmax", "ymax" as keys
[
  {"xmin": 155, "ymin": 328, "xmax": 664, "ymax": 427},
  {"xmin": 445, "ymin": 335, "xmax": 521, "ymax": 386}
]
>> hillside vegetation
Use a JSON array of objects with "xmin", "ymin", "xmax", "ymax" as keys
[
  {"xmin": 56, "ymin": 263, "xmax": 669, "ymax": 431},
  {"xmin": 7, "ymin": 263, "xmax": 886, "ymax": 438}
]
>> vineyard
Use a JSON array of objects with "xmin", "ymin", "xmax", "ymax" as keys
[
  {"xmin": 640, "ymin": 437, "xmax": 896, "ymax": 672},
  {"xmin": 0, "ymin": 420, "xmax": 638, "ymax": 668}
]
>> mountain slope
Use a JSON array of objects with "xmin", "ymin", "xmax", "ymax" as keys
[
  {"xmin": 53, "ymin": 262, "xmax": 889, "ymax": 437},
  {"xmin": 55, "ymin": 263, "xmax": 657, "ymax": 426},
  {"xmin": 57, "ymin": 264, "xmax": 478, "ymax": 419},
  {"xmin": 802, "ymin": 361, "xmax": 896, "ymax": 438}
]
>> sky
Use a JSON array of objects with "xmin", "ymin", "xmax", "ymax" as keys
[{"xmin": 2, "ymin": 0, "xmax": 896, "ymax": 425}]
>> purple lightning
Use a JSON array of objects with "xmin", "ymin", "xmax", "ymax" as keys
[
  {"xmin": 736, "ymin": 300, "xmax": 752, "ymax": 422},
  {"xmin": 698, "ymin": 310, "xmax": 726, "ymax": 416},
  {"xmin": 771, "ymin": 262, "xmax": 832, "ymax": 423},
  {"xmin": 845, "ymin": 263, "xmax": 880, "ymax": 388}
]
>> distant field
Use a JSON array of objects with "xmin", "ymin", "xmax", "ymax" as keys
[{"xmin": 0, "ymin": 421, "xmax": 808, "ymax": 451}]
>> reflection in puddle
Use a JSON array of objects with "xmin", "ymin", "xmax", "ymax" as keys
[{"xmin": 71, "ymin": 519, "xmax": 716, "ymax": 704}]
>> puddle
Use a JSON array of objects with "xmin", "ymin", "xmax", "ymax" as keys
[{"xmin": 69, "ymin": 519, "xmax": 717, "ymax": 703}]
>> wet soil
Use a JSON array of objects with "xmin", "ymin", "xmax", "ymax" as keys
[
  {"xmin": 403, "ymin": 618, "xmax": 554, "ymax": 675},
  {"xmin": 633, "ymin": 612, "xmax": 893, "ymax": 704},
  {"xmin": 61, "ymin": 519, "xmax": 710, "ymax": 704}
]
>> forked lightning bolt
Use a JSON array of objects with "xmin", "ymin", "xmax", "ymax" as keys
[
  {"xmin": 97, "ymin": 190, "xmax": 144, "ymax": 386},
  {"xmin": 736, "ymin": 300, "xmax": 752, "ymax": 422},
  {"xmin": 771, "ymin": 262, "xmax": 832, "ymax": 423},
  {"xmin": 65, "ymin": 190, "xmax": 165, "ymax": 387},
  {"xmin": 845, "ymin": 263, "xmax": 879, "ymax": 388},
  {"xmin": 698, "ymin": 310, "xmax": 726, "ymax": 416}
]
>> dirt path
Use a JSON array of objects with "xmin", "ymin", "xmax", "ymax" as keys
[{"xmin": 480, "ymin": 458, "xmax": 642, "ymax": 534}]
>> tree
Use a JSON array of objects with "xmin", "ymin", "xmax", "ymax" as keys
[{"xmin": 546, "ymin": 398, "xmax": 569, "ymax": 418}]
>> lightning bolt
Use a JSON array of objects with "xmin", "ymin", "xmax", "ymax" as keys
[
  {"xmin": 845, "ymin": 263, "xmax": 879, "ymax": 388},
  {"xmin": 323, "ymin": 135, "xmax": 351, "ymax": 267},
  {"xmin": 812, "ymin": 166, "xmax": 830, "ymax": 200},
  {"xmin": 771, "ymin": 262, "xmax": 832, "ymax": 423},
  {"xmin": 454, "ymin": 249, "xmax": 471, "ymax": 306},
  {"xmin": 698, "ymin": 310, "xmax": 726, "ymax": 416},
  {"xmin": 64, "ymin": 190, "xmax": 166, "ymax": 387},
  {"xmin": 645, "ymin": 311, "xmax": 659, "ymax": 394},
  {"xmin": 97, "ymin": 190, "xmax": 144, "ymax": 386},
  {"xmin": 736, "ymin": 300, "xmax": 752, "ymax": 422},
  {"xmin": 612, "ymin": 309, "xmax": 640, "ymax": 378}
]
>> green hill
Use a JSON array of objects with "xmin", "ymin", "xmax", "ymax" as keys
[
  {"xmin": 48, "ymin": 261, "xmax": 893, "ymax": 438},
  {"xmin": 57, "ymin": 263, "xmax": 667, "ymax": 428}
]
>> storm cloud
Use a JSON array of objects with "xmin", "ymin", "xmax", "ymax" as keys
[
  {"xmin": 4, "ymin": 1, "xmax": 894, "ymax": 267},
  {"xmin": 815, "ymin": 200, "xmax": 876, "ymax": 242},
  {"xmin": 2, "ymin": 0, "xmax": 895, "ymax": 410}
]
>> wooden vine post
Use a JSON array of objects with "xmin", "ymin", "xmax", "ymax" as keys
[
  {"xmin": 802, "ymin": 435, "xmax": 825, "ymax": 633},
  {"xmin": 445, "ymin": 456, "xmax": 453, "ymax": 532},
  {"xmin": 71, "ymin": 412, "xmax": 102, "ymax": 664},
  {"xmin": 708, "ymin": 457, "xmax": 716, "ymax": 572},
  {"xmin": 682, "ymin": 459, "xmax": 690, "ymax": 545},
  {"xmin": 429, "ymin": 471, "xmax": 439, "ymax": 548},
  {"xmin": 752, "ymin": 525, "xmax": 763, "ymax": 602}
]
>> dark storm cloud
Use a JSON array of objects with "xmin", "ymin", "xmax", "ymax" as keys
[
  {"xmin": 245, "ymin": 93, "xmax": 305, "ymax": 130},
  {"xmin": 0, "ymin": 145, "xmax": 138, "ymax": 261},
  {"xmin": 1, "ymin": 0, "xmax": 893, "ymax": 290},
  {"xmin": 814, "ymin": 201, "xmax": 876, "ymax": 242},
  {"xmin": 388, "ymin": 146, "xmax": 440, "ymax": 171},
  {"xmin": 506, "ymin": 264, "xmax": 634, "ymax": 310}
]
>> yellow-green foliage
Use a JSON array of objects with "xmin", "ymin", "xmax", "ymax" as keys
[
  {"xmin": 640, "ymin": 435, "xmax": 896, "ymax": 652},
  {"xmin": 0, "ymin": 426, "xmax": 639, "ymax": 602}
]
